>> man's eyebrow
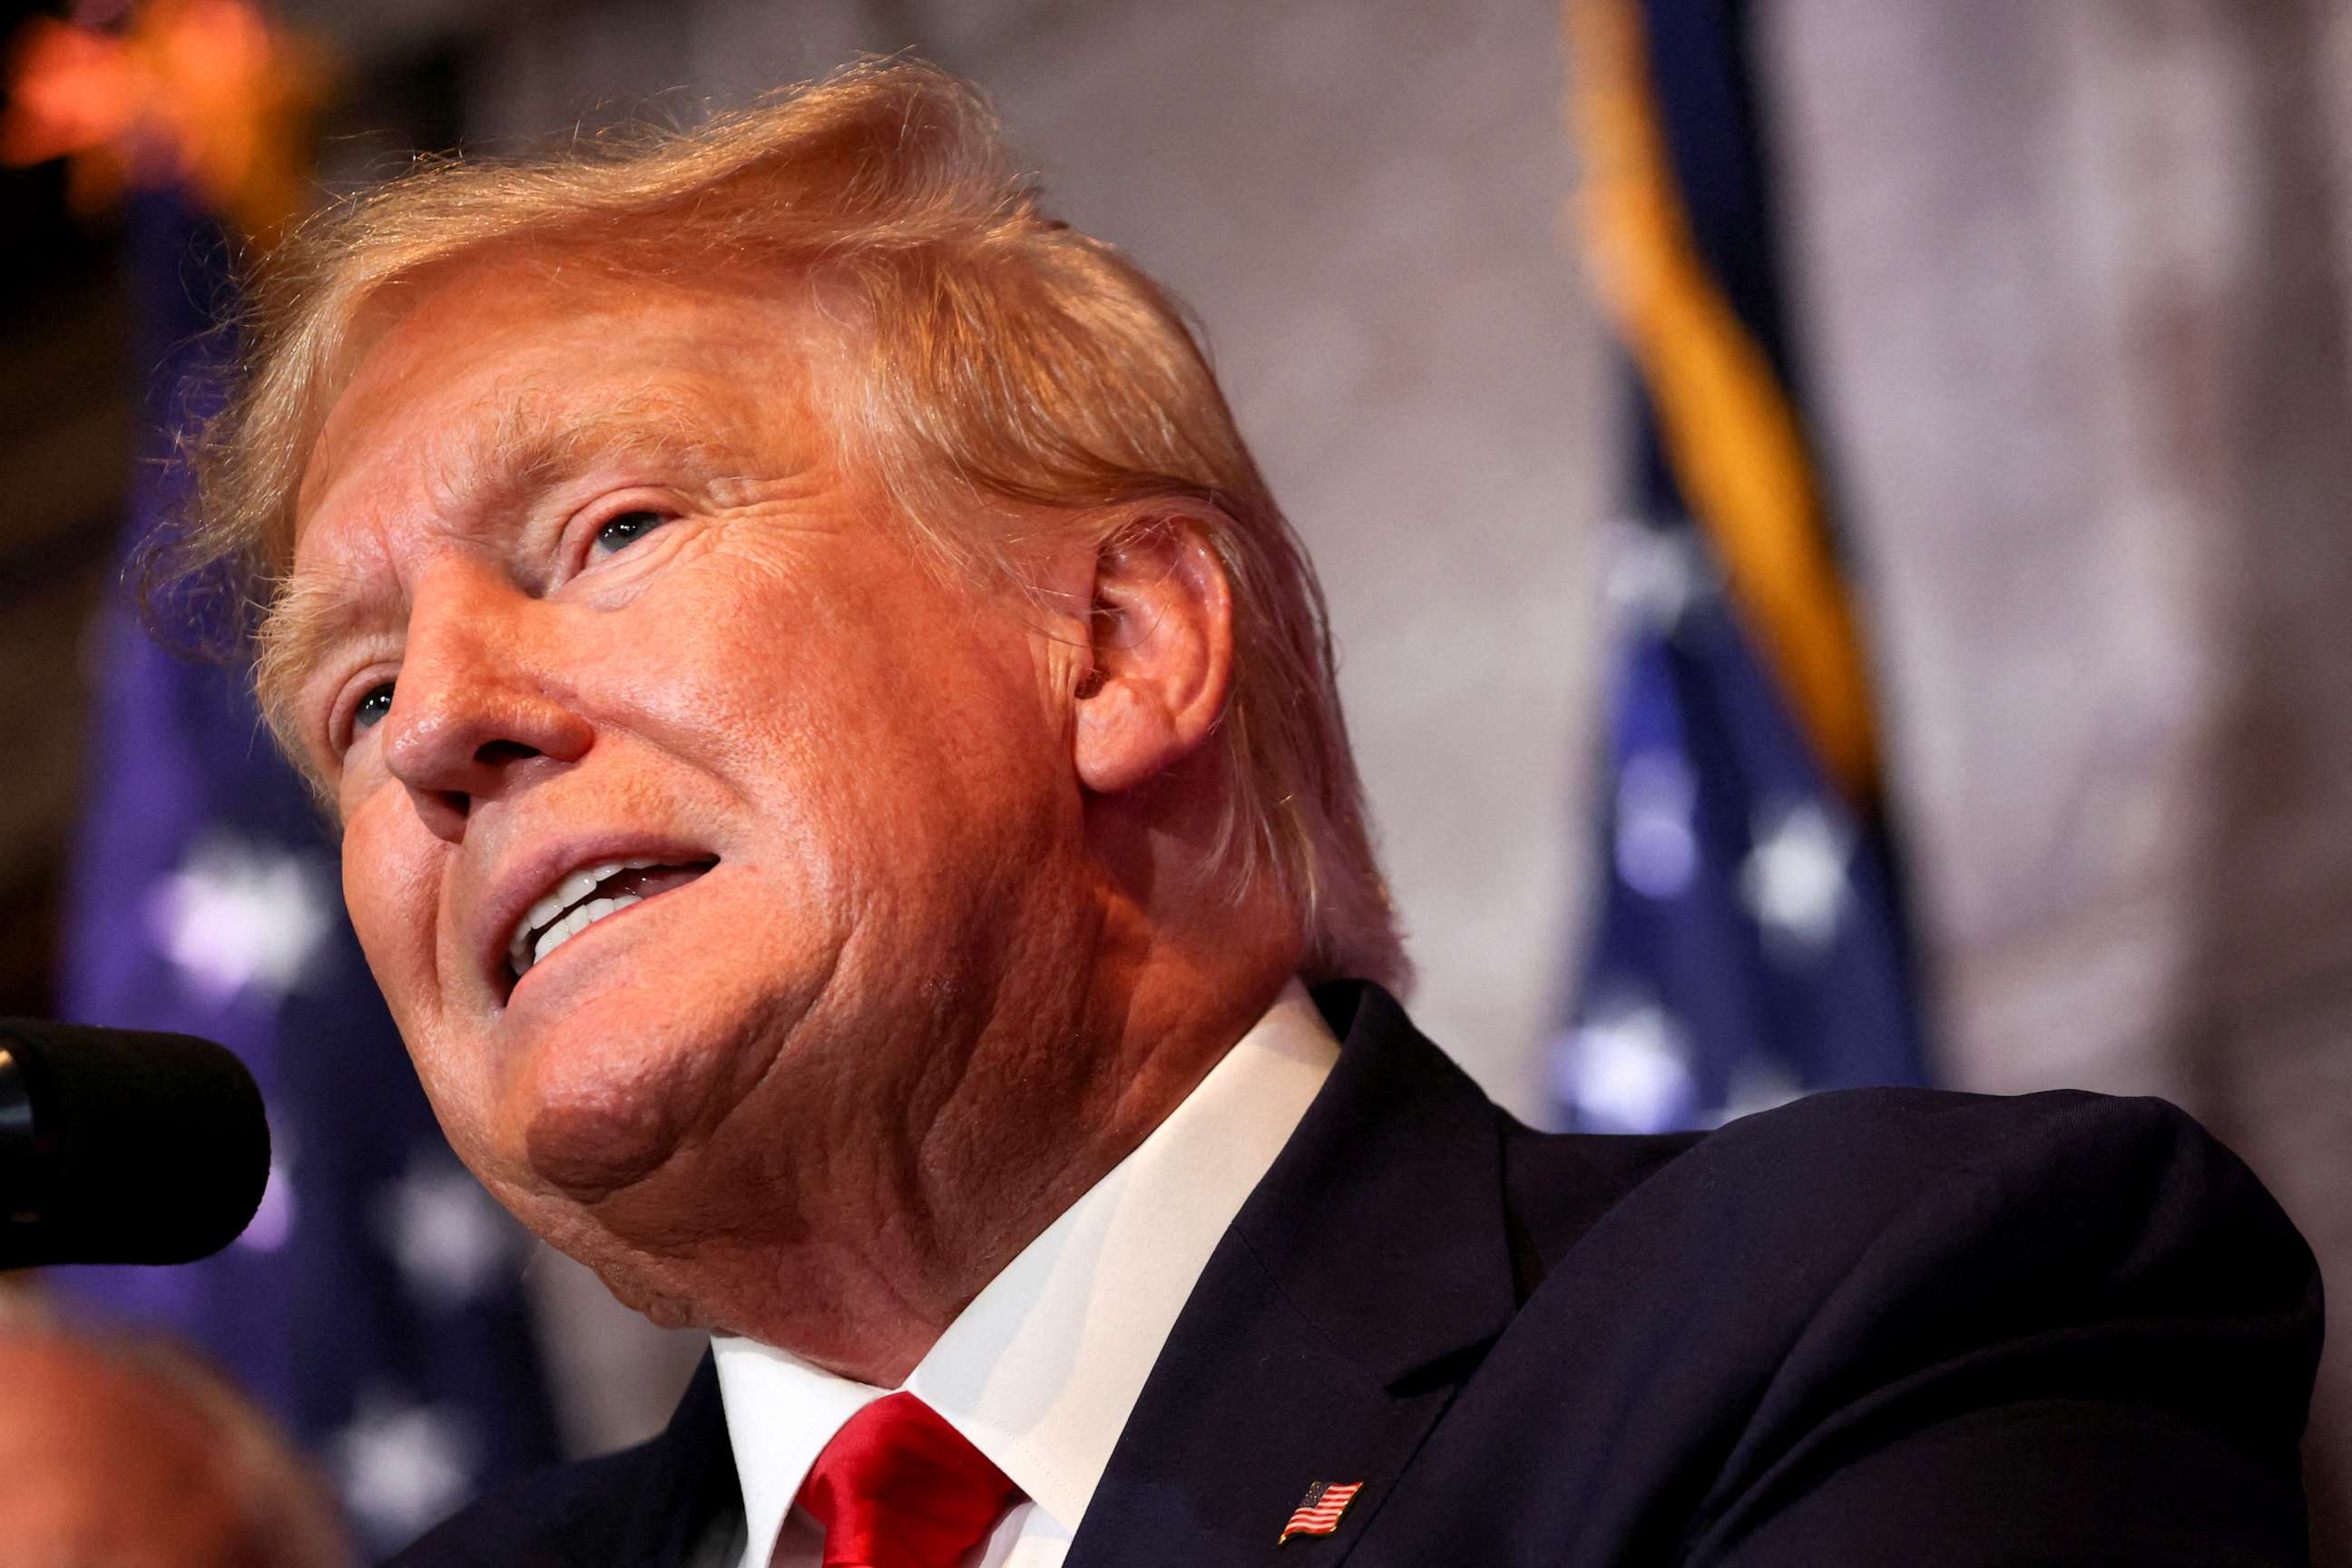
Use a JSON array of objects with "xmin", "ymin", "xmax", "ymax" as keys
[
  {"xmin": 254, "ymin": 393, "xmax": 750, "ymax": 747},
  {"xmin": 456, "ymin": 389, "xmax": 749, "ymax": 512}
]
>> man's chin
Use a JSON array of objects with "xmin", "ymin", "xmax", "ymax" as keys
[
  {"xmin": 521, "ymin": 1085, "xmax": 689, "ymax": 1201},
  {"xmin": 505, "ymin": 1021, "xmax": 743, "ymax": 1202}
]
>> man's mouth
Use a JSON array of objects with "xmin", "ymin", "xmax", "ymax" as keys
[{"xmin": 507, "ymin": 858, "xmax": 718, "ymax": 981}]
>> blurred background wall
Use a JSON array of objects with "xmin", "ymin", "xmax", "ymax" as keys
[
  {"xmin": 1768, "ymin": 3, "xmax": 2352, "ymax": 1539},
  {"xmin": 2, "ymin": 0, "xmax": 2344, "ymax": 1556}
]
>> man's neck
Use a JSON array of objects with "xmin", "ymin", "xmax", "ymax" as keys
[
  {"xmin": 711, "ymin": 978, "xmax": 1343, "ymax": 1560},
  {"xmin": 730, "ymin": 904, "xmax": 1301, "ymax": 1387}
]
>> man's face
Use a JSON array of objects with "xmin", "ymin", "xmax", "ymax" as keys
[{"xmin": 284, "ymin": 258, "xmax": 1102, "ymax": 1326}]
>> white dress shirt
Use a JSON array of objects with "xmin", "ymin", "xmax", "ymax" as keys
[{"xmin": 711, "ymin": 980, "xmax": 1341, "ymax": 1568}]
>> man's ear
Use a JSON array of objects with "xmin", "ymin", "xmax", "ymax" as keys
[{"xmin": 1073, "ymin": 514, "xmax": 1235, "ymax": 796}]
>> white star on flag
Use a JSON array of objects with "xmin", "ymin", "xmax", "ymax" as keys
[
  {"xmin": 1554, "ymin": 996, "xmax": 1698, "ymax": 1134},
  {"xmin": 1614, "ymin": 748, "xmax": 1700, "ymax": 897},
  {"xmin": 1740, "ymin": 799, "xmax": 1854, "ymax": 956},
  {"xmin": 145, "ymin": 833, "xmax": 336, "ymax": 1005},
  {"xmin": 234, "ymin": 1147, "xmax": 298, "ymax": 1254},
  {"xmin": 1605, "ymin": 518, "xmax": 1719, "ymax": 632},
  {"xmin": 376, "ymin": 1154, "xmax": 522, "ymax": 1311},
  {"xmin": 330, "ymin": 1390, "xmax": 479, "ymax": 1544}
]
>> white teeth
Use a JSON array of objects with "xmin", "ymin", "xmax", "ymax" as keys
[
  {"xmin": 527, "ymin": 893, "xmax": 642, "ymax": 969},
  {"xmin": 507, "ymin": 857, "xmax": 665, "ymax": 976}
]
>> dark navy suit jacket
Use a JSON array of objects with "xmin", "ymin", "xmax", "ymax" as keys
[{"xmin": 390, "ymin": 983, "xmax": 2321, "ymax": 1566}]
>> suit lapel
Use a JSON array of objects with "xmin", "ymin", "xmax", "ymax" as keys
[
  {"xmin": 1066, "ymin": 985, "xmax": 1518, "ymax": 1568},
  {"xmin": 612, "ymin": 1350, "xmax": 739, "ymax": 1568}
]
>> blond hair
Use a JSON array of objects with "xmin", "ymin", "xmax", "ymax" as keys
[{"xmin": 172, "ymin": 58, "xmax": 1406, "ymax": 987}]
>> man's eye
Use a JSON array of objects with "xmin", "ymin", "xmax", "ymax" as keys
[
  {"xmin": 350, "ymin": 681, "xmax": 396, "ymax": 734},
  {"xmin": 591, "ymin": 510, "xmax": 667, "ymax": 557}
]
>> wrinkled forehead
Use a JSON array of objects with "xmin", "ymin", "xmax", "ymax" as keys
[{"xmin": 291, "ymin": 254, "xmax": 848, "ymax": 555}]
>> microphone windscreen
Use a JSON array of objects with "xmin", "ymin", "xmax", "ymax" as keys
[{"xmin": 0, "ymin": 1020, "xmax": 271, "ymax": 1268}]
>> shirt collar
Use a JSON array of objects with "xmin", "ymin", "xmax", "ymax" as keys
[{"xmin": 712, "ymin": 979, "xmax": 1339, "ymax": 1552}]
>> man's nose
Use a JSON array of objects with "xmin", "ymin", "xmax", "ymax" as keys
[{"xmin": 379, "ymin": 569, "xmax": 593, "ymax": 842}]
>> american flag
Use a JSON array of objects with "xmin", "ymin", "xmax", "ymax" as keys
[
  {"xmin": 1278, "ymin": 1481, "xmax": 1363, "ymax": 1544},
  {"xmin": 1552, "ymin": 0, "xmax": 1928, "ymax": 1134}
]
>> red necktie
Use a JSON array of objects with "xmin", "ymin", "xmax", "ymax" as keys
[{"xmin": 795, "ymin": 1392, "xmax": 1023, "ymax": 1568}]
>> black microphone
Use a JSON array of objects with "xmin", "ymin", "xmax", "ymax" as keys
[{"xmin": 0, "ymin": 1019, "xmax": 271, "ymax": 1269}]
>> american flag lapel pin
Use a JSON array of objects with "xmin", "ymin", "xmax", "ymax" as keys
[{"xmin": 1278, "ymin": 1480, "xmax": 1364, "ymax": 1544}]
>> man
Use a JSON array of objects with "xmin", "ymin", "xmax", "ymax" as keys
[
  {"xmin": 0, "ymin": 1289, "xmax": 353, "ymax": 1568},
  {"xmin": 171, "ymin": 61, "xmax": 2318, "ymax": 1566}
]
